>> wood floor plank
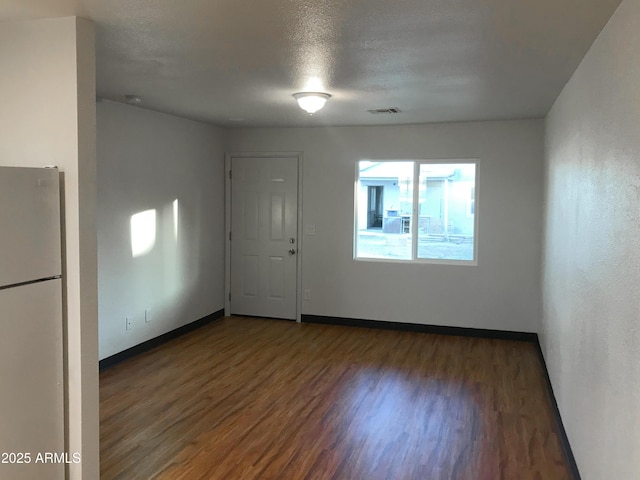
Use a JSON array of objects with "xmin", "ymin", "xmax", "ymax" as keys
[{"xmin": 100, "ymin": 317, "xmax": 572, "ymax": 479}]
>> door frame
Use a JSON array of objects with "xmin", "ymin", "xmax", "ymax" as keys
[{"xmin": 225, "ymin": 152, "xmax": 304, "ymax": 322}]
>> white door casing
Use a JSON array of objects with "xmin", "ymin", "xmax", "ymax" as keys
[{"xmin": 229, "ymin": 156, "xmax": 299, "ymax": 320}]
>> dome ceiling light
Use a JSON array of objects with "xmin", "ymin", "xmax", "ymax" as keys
[{"xmin": 293, "ymin": 92, "xmax": 331, "ymax": 114}]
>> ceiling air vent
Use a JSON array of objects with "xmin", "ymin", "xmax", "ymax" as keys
[{"xmin": 366, "ymin": 107, "xmax": 401, "ymax": 114}]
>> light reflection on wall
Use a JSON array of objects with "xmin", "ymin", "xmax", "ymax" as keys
[
  {"xmin": 130, "ymin": 209, "xmax": 157, "ymax": 258},
  {"xmin": 128, "ymin": 200, "xmax": 185, "ymax": 323},
  {"xmin": 173, "ymin": 199, "xmax": 179, "ymax": 242},
  {"xmin": 163, "ymin": 198, "xmax": 183, "ymax": 306}
]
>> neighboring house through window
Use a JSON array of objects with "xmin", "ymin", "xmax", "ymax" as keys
[{"xmin": 355, "ymin": 160, "xmax": 478, "ymax": 264}]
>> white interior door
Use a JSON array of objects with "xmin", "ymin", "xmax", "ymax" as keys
[{"xmin": 230, "ymin": 157, "xmax": 298, "ymax": 319}]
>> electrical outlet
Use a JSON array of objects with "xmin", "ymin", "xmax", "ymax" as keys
[
  {"xmin": 303, "ymin": 289, "xmax": 311, "ymax": 301},
  {"xmin": 145, "ymin": 308, "xmax": 152, "ymax": 323},
  {"xmin": 126, "ymin": 316, "xmax": 133, "ymax": 330}
]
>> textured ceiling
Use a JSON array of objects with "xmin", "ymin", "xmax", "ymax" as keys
[{"xmin": 0, "ymin": 0, "xmax": 622, "ymax": 127}]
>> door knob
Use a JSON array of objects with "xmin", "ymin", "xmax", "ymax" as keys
[{"xmin": 288, "ymin": 248, "xmax": 296, "ymax": 256}]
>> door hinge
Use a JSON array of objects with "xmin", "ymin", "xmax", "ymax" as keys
[
  {"xmin": 228, "ymin": 292, "xmax": 231, "ymax": 301},
  {"xmin": 229, "ymin": 170, "xmax": 232, "ymax": 179},
  {"xmin": 229, "ymin": 231, "xmax": 232, "ymax": 241}
]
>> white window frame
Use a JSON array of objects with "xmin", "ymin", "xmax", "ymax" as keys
[
  {"xmin": 467, "ymin": 185, "xmax": 476, "ymax": 218},
  {"xmin": 354, "ymin": 159, "xmax": 479, "ymax": 266}
]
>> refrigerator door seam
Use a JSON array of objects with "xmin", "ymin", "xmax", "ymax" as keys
[{"xmin": 0, "ymin": 275, "xmax": 62, "ymax": 291}]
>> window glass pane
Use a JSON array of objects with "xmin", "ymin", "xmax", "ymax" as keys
[
  {"xmin": 417, "ymin": 163, "xmax": 475, "ymax": 261},
  {"xmin": 356, "ymin": 161, "xmax": 414, "ymax": 260}
]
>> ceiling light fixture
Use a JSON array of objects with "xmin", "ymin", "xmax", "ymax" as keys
[{"xmin": 293, "ymin": 92, "xmax": 331, "ymax": 114}]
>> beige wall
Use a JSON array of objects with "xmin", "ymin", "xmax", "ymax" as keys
[
  {"xmin": 227, "ymin": 119, "xmax": 544, "ymax": 333},
  {"xmin": 97, "ymin": 100, "xmax": 226, "ymax": 359},
  {"xmin": 0, "ymin": 17, "xmax": 98, "ymax": 480},
  {"xmin": 542, "ymin": 0, "xmax": 639, "ymax": 477}
]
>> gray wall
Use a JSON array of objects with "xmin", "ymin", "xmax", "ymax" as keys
[
  {"xmin": 227, "ymin": 120, "xmax": 544, "ymax": 332},
  {"xmin": 542, "ymin": 0, "xmax": 639, "ymax": 478},
  {"xmin": 97, "ymin": 100, "xmax": 225, "ymax": 359}
]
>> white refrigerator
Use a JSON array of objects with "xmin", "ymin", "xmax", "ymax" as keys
[{"xmin": 0, "ymin": 166, "xmax": 65, "ymax": 479}]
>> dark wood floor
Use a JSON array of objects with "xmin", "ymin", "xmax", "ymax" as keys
[{"xmin": 100, "ymin": 317, "xmax": 572, "ymax": 479}]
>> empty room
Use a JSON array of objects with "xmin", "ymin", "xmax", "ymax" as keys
[{"xmin": 0, "ymin": 0, "xmax": 638, "ymax": 479}]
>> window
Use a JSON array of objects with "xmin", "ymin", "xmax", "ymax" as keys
[
  {"xmin": 355, "ymin": 160, "xmax": 478, "ymax": 264},
  {"xmin": 467, "ymin": 186, "xmax": 475, "ymax": 217}
]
